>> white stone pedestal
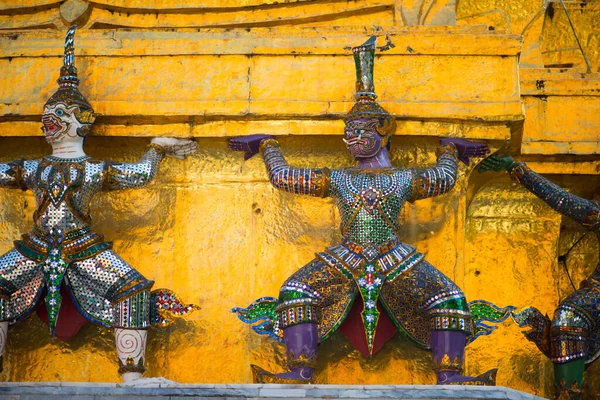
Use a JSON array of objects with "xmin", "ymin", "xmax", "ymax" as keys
[{"xmin": 0, "ymin": 383, "xmax": 547, "ymax": 399}]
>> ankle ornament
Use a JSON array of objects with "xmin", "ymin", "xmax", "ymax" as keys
[
  {"xmin": 432, "ymin": 354, "xmax": 462, "ymax": 373},
  {"xmin": 118, "ymin": 356, "xmax": 145, "ymax": 375}
]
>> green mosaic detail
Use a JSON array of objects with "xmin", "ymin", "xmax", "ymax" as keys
[
  {"xmin": 467, "ymin": 300, "xmax": 516, "ymax": 343},
  {"xmin": 470, "ymin": 302, "xmax": 509, "ymax": 321},
  {"xmin": 436, "ymin": 298, "xmax": 469, "ymax": 312},
  {"xmin": 42, "ymin": 240, "xmax": 68, "ymax": 338},
  {"xmin": 232, "ymin": 297, "xmax": 282, "ymax": 342},
  {"xmin": 356, "ymin": 262, "xmax": 385, "ymax": 354},
  {"xmin": 386, "ymin": 253, "xmax": 420, "ymax": 281},
  {"xmin": 280, "ymin": 291, "xmax": 306, "ymax": 302},
  {"xmin": 69, "ymin": 242, "xmax": 112, "ymax": 261},
  {"xmin": 472, "ymin": 325, "xmax": 485, "ymax": 337},
  {"xmin": 14, "ymin": 241, "xmax": 45, "ymax": 262},
  {"xmin": 335, "ymin": 263, "xmax": 354, "ymax": 280},
  {"xmin": 245, "ymin": 300, "xmax": 277, "ymax": 322}
]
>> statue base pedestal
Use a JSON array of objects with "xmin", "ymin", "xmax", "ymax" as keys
[{"xmin": 0, "ymin": 383, "xmax": 546, "ymax": 399}]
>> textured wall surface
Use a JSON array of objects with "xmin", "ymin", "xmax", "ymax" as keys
[
  {"xmin": 0, "ymin": 1, "xmax": 599, "ymax": 399},
  {"xmin": 457, "ymin": 0, "xmax": 600, "ymax": 71}
]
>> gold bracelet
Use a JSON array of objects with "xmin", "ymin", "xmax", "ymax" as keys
[
  {"xmin": 147, "ymin": 143, "xmax": 167, "ymax": 157},
  {"xmin": 508, "ymin": 162, "xmax": 527, "ymax": 183},
  {"xmin": 316, "ymin": 167, "xmax": 331, "ymax": 198},
  {"xmin": 436, "ymin": 143, "xmax": 458, "ymax": 157},
  {"xmin": 259, "ymin": 138, "xmax": 280, "ymax": 153}
]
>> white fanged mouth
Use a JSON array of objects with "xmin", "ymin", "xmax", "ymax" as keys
[
  {"xmin": 343, "ymin": 136, "xmax": 368, "ymax": 146},
  {"xmin": 42, "ymin": 115, "xmax": 65, "ymax": 141}
]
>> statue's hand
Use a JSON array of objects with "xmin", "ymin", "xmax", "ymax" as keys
[
  {"xmin": 477, "ymin": 155, "xmax": 517, "ymax": 173},
  {"xmin": 151, "ymin": 137, "xmax": 198, "ymax": 159},
  {"xmin": 440, "ymin": 138, "xmax": 489, "ymax": 166},
  {"xmin": 228, "ymin": 134, "xmax": 274, "ymax": 160}
]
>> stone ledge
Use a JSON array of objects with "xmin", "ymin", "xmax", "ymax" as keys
[
  {"xmin": 0, "ymin": 28, "xmax": 523, "ymax": 124},
  {"xmin": 0, "ymin": 28, "xmax": 521, "ymax": 57},
  {"xmin": 520, "ymin": 69, "xmax": 600, "ymax": 156},
  {"xmin": 0, "ymin": 383, "xmax": 547, "ymax": 400}
]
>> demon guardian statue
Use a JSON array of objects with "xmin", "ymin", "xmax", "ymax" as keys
[
  {"xmin": 232, "ymin": 36, "xmax": 512, "ymax": 385},
  {"xmin": 0, "ymin": 27, "xmax": 197, "ymax": 383}
]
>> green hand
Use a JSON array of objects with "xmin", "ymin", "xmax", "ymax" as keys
[{"xmin": 477, "ymin": 155, "xmax": 517, "ymax": 173}]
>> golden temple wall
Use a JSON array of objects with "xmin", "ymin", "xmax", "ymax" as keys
[{"xmin": 0, "ymin": 1, "xmax": 599, "ymax": 398}]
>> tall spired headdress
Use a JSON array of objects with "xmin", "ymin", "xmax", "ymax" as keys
[
  {"xmin": 345, "ymin": 36, "xmax": 395, "ymax": 137},
  {"xmin": 45, "ymin": 26, "xmax": 94, "ymax": 112}
]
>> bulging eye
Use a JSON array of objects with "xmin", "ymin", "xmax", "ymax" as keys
[{"xmin": 55, "ymin": 109, "xmax": 64, "ymax": 116}]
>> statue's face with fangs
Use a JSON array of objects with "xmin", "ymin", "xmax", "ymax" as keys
[
  {"xmin": 42, "ymin": 102, "xmax": 94, "ymax": 145},
  {"xmin": 343, "ymin": 118, "xmax": 383, "ymax": 159}
]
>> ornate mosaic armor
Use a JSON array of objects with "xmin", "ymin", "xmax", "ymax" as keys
[
  {"xmin": 511, "ymin": 163, "xmax": 600, "ymax": 366},
  {"xmin": 0, "ymin": 145, "xmax": 172, "ymax": 334},
  {"xmin": 236, "ymin": 140, "xmax": 509, "ymax": 355}
]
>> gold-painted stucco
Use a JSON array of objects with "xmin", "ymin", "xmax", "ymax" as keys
[{"xmin": 0, "ymin": 1, "xmax": 599, "ymax": 399}]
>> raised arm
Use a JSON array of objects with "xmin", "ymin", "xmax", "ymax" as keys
[
  {"xmin": 411, "ymin": 144, "xmax": 458, "ymax": 201},
  {"xmin": 261, "ymin": 139, "xmax": 330, "ymax": 197},
  {"xmin": 411, "ymin": 138, "xmax": 488, "ymax": 201},
  {"xmin": 103, "ymin": 144, "xmax": 164, "ymax": 190},
  {"xmin": 510, "ymin": 164, "xmax": 599, "ymax": 226},
  {"xmin": 103, "ymin": 138, "xmax": 197, "ymax": 191},
  {"xmin": 229, "ymin": 134, "xmax": 330, "ymax": 198},
  {"xmin": 480, "ymin": 156, "xmax": 600, "ymax": 228}
]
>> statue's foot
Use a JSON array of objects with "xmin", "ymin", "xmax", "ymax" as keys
[
  {"xmin": 445, "ymin": 369, "xmax": 497, "ymax": 386},
  {"xmin": 251, "ymin": 364, "xmax": 313, "ymax": 384}
]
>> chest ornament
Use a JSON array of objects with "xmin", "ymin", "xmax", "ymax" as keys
[
  {"xmin": 360, "ymin": 187, "xmax": 382, "ymax": 215},
  {"xmin": 35, "ymin": 159, "xmax": 88, "ymax": 223},
  {"xmin": 39, "ymin": 162, "xmax": 84, "ymax": 202}
]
